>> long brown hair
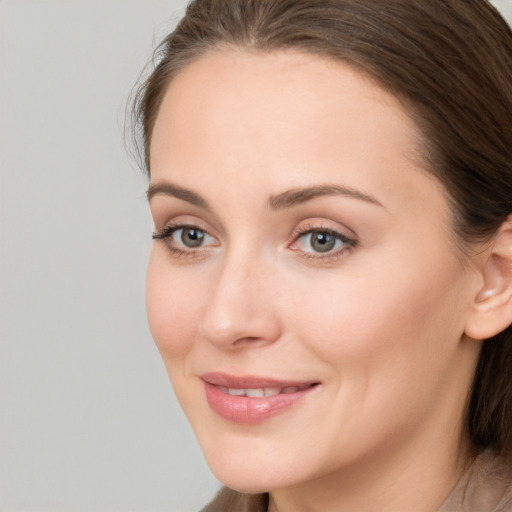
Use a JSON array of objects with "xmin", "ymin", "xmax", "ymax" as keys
[{"xmin": 133, "ymin": 0, "xmax": 512, "ymax": 460}]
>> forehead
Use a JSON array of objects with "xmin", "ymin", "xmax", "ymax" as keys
[
  {"xmin": 149, "ymin": 48, "xmax": 449, "ymax": 231},
  {"xmin": 150, "ymin": 48, "xmax": 425, "ymax": 174}
]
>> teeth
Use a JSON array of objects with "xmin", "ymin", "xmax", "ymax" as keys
[
  {"xmin": 246, "ymin": 388, "xmax": 265, "ymax": 398},
  {"xmin": 218, "ymin": 385, "xmax": 312, "ymax": 397},
  {"xmin": 228, "ymin": 388, "xmax": 246, "ymax": 396}
]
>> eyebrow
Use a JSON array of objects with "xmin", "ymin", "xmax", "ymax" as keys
[
  {"xmin": 269, "ymin": 185, "xmax": 384, "ymax": 210},
  {"xmin": 147, "ymin": 182, "xmax": 210, "ymax": 210},
  {"xmin": 147, "ymin": 181, "xmax": 384, "ymax": 210}
]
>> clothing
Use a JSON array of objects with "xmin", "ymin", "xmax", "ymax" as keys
[
  {"xmin": 201, "ymin": 451, "xmax": 512, "ymax": 512},
  {"xmin": 201, "ymin": 489, "xmax": 268, "ymax": 512},
  {"xmin": 438, "ymin": 451, "xmax": 512, "ymax": 512}
]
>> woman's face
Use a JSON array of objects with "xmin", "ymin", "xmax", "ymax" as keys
[{"xmin": 147, "ymin": 50, "xmax": 482, "ymax": 493}]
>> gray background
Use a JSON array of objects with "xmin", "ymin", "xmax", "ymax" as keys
[{"xmin": 1, "ymin": 1, "xmax": 511, "ymax": 511}]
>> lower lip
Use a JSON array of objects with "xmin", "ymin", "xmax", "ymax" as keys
[{"xmin": 203, "ymin": 382, "xmax": 317, "ymax": 425}]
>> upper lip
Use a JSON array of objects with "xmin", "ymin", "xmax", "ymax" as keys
[{"xmin": 200, "ymin": 372, "xmax": 319, "ymax": 389}]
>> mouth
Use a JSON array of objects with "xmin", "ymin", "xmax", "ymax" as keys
[
  {"xmin": 201, "ymin": 372, "xmax": 320, "ymax": 424},
  {"xmin": 215, "ymin": 382, "xmax": 315, "ymax": 397}
]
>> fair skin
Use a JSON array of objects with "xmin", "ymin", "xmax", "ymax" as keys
[{"xmin": 146, "ymin": 49, "xmax": 486, "ymax": 512}]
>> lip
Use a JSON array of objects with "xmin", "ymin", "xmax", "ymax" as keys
[{"xmin": 201, "ymin": 372, "xmax": 320, "ymax": 425}]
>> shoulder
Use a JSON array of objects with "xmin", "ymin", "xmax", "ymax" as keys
[
  {"xmin": 200, "ymin": 487, "xmax": 268, "ymax": 512},
  {"xmin": 439, "ymin": 451, "xmax": 512, "ymax": 512}
]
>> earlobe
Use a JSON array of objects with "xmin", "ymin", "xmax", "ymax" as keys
[{"xmin": 465, "ymin": 216, "xmax": 512, "ymax": 341}]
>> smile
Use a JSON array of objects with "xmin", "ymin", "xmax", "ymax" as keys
[{"xmin": 201, "ymin": 373, "xmax": 320, "ymax": 424}]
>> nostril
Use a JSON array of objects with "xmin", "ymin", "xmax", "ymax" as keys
[{"xmin": 232, "ymin": 336, "xmax": 268, "ymax": 346}]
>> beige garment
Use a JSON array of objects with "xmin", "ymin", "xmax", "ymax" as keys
[
  {"xmin": 438, "ymin": 451, "xmax": 512, "ymax": 512},
  {"xmin": 201, "ymin": 488, "xmax": 267, "ymax": 512},
  {"xmin": 201, "ymin": 452, "xmax": 512, "ymax": 512}
]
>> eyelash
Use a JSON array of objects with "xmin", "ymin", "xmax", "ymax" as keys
[{"xmin": 152, "ymin": 223, "xmax": 357, "ymax": 261}]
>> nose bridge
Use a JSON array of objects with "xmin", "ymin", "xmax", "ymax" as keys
[{"xmin": 200, "ymin": 243, "xmax": 281, "ymax": 348}]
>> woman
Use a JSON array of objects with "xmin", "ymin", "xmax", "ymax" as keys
[{"xmin": 133, "ymin": 0, "xmax": 512, "ymax": 510}]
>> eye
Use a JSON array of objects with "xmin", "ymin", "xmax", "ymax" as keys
[
  {"xmin": 302, "ymin": 231, "xmax": 340, "ymax": 253},
  {"xmin": 175, "ymin": 227, "xmax": 208, "ymax": 248},
  {"xmin": 152, "ymin": 224, "xmax": 218, "ymax": 254},
  {"xmin": 290, "ymin": 227, "xmax": 356, "ymax": 257}
]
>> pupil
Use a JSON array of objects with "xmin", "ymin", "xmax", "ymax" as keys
[
  {"xmin": 182, "ymin": 228, "xmax": 204, "ymax": 248},
  {"xmin": 311, "ymin": 232, "xmax": 335, "ymax": 253}
]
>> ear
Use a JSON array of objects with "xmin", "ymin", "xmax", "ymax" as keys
[{"xmin": 465, "ymin": 216, "xmax": 512, "ymax": 341}]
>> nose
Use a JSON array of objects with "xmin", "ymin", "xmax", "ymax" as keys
[{"xmin": 199, "ymin": 251, "xmax": 282, "ymax": 349}]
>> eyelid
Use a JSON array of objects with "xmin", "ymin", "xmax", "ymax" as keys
[
  {"xmin": 152, "ymin": 213, "xmax": 217, "ymax": 239},
  {"xmin": 289, "ymin": 219, "xmax": 356, "ymax": 241}
]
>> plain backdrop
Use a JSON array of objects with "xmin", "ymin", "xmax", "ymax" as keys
[{"xmin": 0, "ymin": 1, "xmax": 511, "ymax": 511}]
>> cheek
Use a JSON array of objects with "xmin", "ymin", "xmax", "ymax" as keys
[
  {"xmin": 286, "ymin": 248, "xmax": 468, "ymax": 373},
  {"xmin": 145, "ymin": 250, "xmax": 204, "ymax": 361}
]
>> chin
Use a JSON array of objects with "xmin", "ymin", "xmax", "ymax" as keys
[
  {"xmin": 208, "ymin": 463, "xmax": 287, "ymax": 494},
  {"xmin": 197, "ymin": 437, "xmax": 297, "ymax": 493}
]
